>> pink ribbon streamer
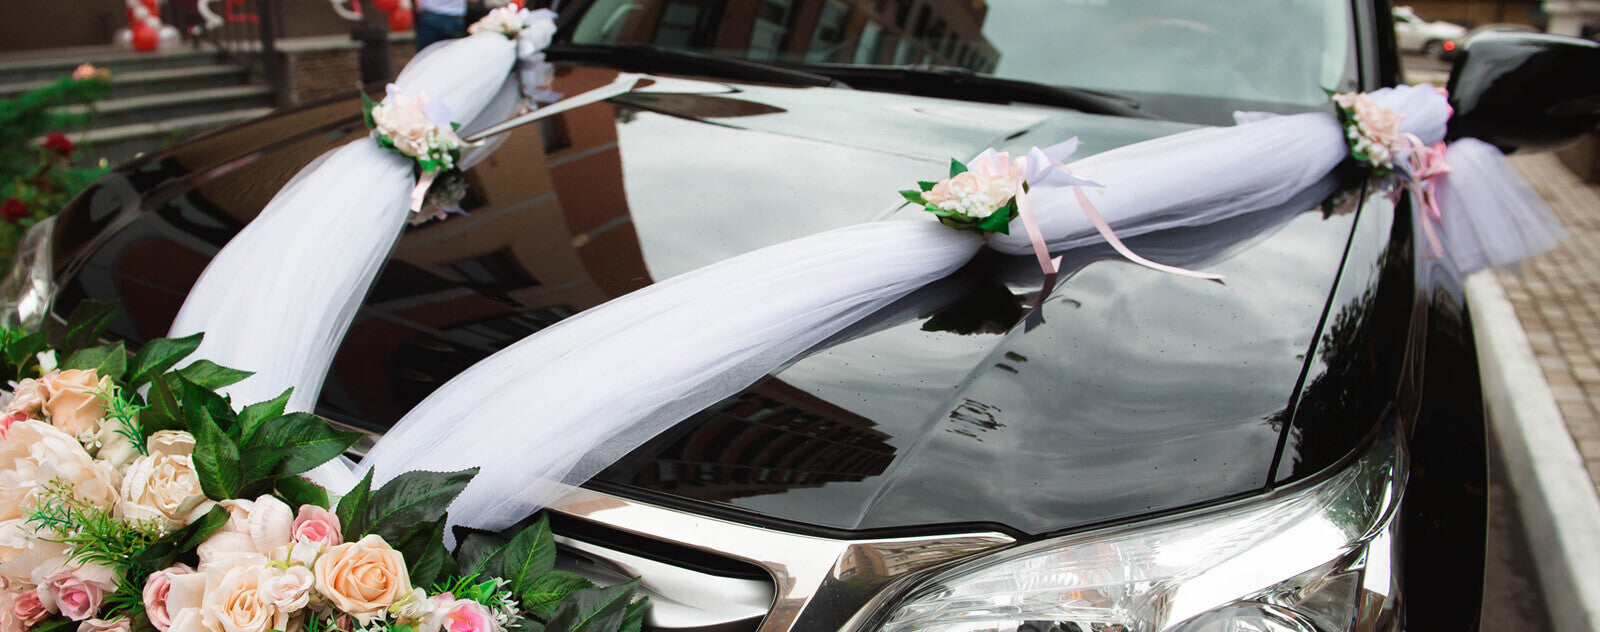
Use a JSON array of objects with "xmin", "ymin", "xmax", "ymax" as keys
[
  {"xmin": 1069, "ymin": 186, "xmax": 1227, "ymax": 283},
  {"xmin": 1403, "ymin": 133, "xmax": 1451, "ymax": 258},
  {"xmin": 410, "ymin": 170, "xmax": 440, "ymax": 215}
]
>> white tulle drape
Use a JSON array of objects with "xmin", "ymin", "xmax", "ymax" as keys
[
  {"xmin": 168, "ymin": 34, "xmax": 516, "ymax": 488},
  {"xmin": 1435, "ymin": 138, "xmax": 1566, "ymax": 273},
  {"xmin": 355, "ymin": 85, "xmax": 1521, "ymax": 532}
]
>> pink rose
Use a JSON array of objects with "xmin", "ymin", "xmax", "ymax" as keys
[
  {"xmin": 290, "ymin": 506, "xmax": 341, "ymax": 547},
  {"xmin": 0, "ymin": 413, "xmax": 27, "ymax": 441},
  {"xmin": 420, "ymin": 598, "xmax": 501, "ymax": 632},
  {"xmin": 141, "ymin": 565, "xmax": 194, "ymax": 631},
  {"xmin": 36, "ymin": 562, "xmax": 115, "ymax": 621},
  {"xmin": 12, "ymin": 588, "xmax": 46, "ymax": 625}
]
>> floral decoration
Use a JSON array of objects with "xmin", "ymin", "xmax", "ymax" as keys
[
  {"xmin": 362, "ymin": 87, "xmax": 467, "ymax": 174},
  {"xmin": 900, "ymin": 152, "xmax": 1026, "ymax": 235},
  {"xmin": 1329, "ymin": 90, "xmax": 1406, "ymax": 175},
  {"xmin": 0, "ymin": 300, "xmax": 648, "ymax": 632}
]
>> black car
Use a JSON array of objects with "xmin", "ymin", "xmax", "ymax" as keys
[{"xmin": 14, "ymin": 1, "xmax": 1600, "ymax": 630}]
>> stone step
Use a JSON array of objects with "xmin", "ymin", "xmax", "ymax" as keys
[
  {"xmin": 56, "ymin": 84, "xmax": 275, "ymax": 130},
  {"xmin": 0, "ymin": 64, "xmax": 251, "ymax": 100},
  {"xmin": 66, "ymin": 107, "xmax": 274, "ymax": 165},
  {"xmin": 0, "ymin": 46, "xmax": 223, "ymax": 85}
]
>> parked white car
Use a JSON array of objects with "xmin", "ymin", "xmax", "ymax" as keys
[{"xmin": 1394, "ymin": 6, "xmax": 1469, "ymax": 56}]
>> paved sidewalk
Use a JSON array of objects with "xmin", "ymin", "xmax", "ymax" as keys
[{"xmin": 1499, "ymin": 152, "xmax": 1600, "ymax": 496}]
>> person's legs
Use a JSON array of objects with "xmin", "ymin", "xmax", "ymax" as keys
[{"xmin": 414, "ymin": 12, "xmax": 466, "ymax": 50}]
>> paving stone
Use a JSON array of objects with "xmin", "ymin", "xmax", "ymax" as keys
[{"xmin": 1499, "ymin": 152, "xmax": 1600, "ymax": 499}]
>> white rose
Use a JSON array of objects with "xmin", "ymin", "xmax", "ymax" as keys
[
  {"xmin": 388, "ymin": 587, "xmax": 436, "ymax": 620},
  {"xmin": 116, "ymin": 445, "xmax": 212, "ymax": 533},
  {"xmin": 268, "ymin": 541, "xmax": 322, "ymax": 569},
  {"xmin": 255, "ymin": 566, "xmax": 312, "ymax": 613},
  {"xmin": 468, "ymin": 7, "xmax": 522, "ymax": 37},
  {"xmin": 197, "ymin": 496, "xmax": 292, "ymax": 566},
  {"xmin": 94, "ymin": 423, "xmax": 140, "ymax": 474}
]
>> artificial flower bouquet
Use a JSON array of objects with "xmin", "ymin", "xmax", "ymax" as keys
[{"xmin": 0, "ymin": 301, "xmax": 646, "ymax": 632}]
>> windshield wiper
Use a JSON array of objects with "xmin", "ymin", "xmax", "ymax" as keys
[
  {"xmin": 793, "ymin": 64, "xmax": 1153, "ymax": 119},
  {"xmin": 546, "ymin": 43, "xmax": 839, "ymax": 88}
]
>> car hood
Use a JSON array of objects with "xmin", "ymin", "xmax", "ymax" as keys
[{"xmin": 50, "ymin": 67, "xmax": 1370, "ymax": 538}]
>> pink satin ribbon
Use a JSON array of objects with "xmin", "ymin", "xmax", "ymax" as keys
[
  {"xmin": 410, "ymin": 170, "xmax": 440, "ymax": 215},
  {"xmin": 1069, "ymin": 186, "xmax": 1226, "ymax": 283},
  {"xmin": 1403, "ymin": 133, "xmax": 1451, "ymax": 258}
]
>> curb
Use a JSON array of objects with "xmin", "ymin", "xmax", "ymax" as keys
[{"xmin": 1466, "ymin": 272, "xmax": 1600, "ymax": 632}]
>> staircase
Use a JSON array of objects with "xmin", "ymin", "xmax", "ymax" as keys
[{"xmin": 0, "ymin": 47, "xmax": 276, "ymax": 165}]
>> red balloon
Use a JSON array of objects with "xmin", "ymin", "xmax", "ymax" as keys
[
  {"xmin": 387, "ymin": 9, "xmax": 412, "ymax": 31},
  {"xmin": 132, "ymin": 25, "xmax": 159, "ymax": 51},
  {"xmin": 142, "ymin": 0, "xmax": 158, "ymax": 11},
  {"xmin": 372, "ymin": 0, "xmax": 399, "ymax": 12}
]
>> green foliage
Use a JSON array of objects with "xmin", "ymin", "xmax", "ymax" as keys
[
  {"xmin": 543, "ymin": 581, "xmax": 639, "ymax": 632},
  {"xmin": 0, "ymin": 72, "xmax": 112, "ymax": 272},
  {"xmin": 27, "ymin": 480, "xmax": 164, "ymax": 569},
  {"xmin": 357, "ymin": 468, "xmax": 477, "ymax": 542},
  {"xmin": 899, "ymin": 157, "xmax": 1018, "ymax": 235}
]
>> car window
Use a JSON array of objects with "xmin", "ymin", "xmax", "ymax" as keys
[{"xmin": 571, "ymin": 0, "xmax": 1359, "ymax": 108}]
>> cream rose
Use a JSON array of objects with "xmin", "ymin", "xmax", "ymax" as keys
[
  {"xmin": 42, "ymin": 370, "xmax": 112, "ymax": 443},
  {"xmin": 921, "ymin": 152, "xmax": 1024, "ymax": 220},
  {"xmin": 78, "ymin": 618, "xmax": 131, "ymax": 632},
  {"xmin": 312, "ymin": 535, "xmax": 411, "ymax": 622},
  {"xmin": 116, "ymin": 431, "xmax": 211, "ymax": 532},
  {"xmin": 199, "ymin": 563, "xmax": 280, "ymax": 632},
  {"xmin": 5, "ymin": 377, "xmax": 50, "ymax": 419},
  {"xmin": 197, "ymin": 497, "xmax": 292, "ymax": 566},
  {"xmin": 371, "ymin": 102, "xmax": 445, "ymax": 160},
  {"xmin": 467, "ymin": 7, "xmax": 522, "ymax": 36},
  {"xmin": 0, "ymin": 421, "xmax": 118, "ymax": 572}
]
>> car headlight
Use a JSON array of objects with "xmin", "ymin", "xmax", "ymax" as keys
[
  {"xmin": 864, "ymin": 437, "xmax": 1402, "ymax": 632},
  {"xmin": 0, "ymin": 216, "xmax": 59, "ymax": 329}
]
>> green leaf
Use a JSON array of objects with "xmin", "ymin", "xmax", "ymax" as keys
[
  {"xmin": 519, "ymin": 571, "xmax": 598, "ymax": 619},
  {"xmin": 190, "ymin": 407, "xmax": 241, "ymax": 499},
  {"xmin": 125, "ymin": 333, "xmax": 202, "ymax": 388},
  {"xmin": 61, "ymin": 341, "xmax": 126, "ymax": 379},
  {"xmin": 454, "ymin": 530, "xmax": 510, "ymax": 578},
  {"xmin": 337, "ymin": 469, "xmax": 375, "ymax": 538},
  {"xmin": 499, "ymin": 516, "xmax": 557, "ymax": 594},
  {"xmin": 238, "ymin": 412, "xmax": 361, "ymax": 480},
  {"xmin": 237, "ymin": 388, "xmax": 292, "ymax": 442},
  {"xmin": 3, "ymin": 331, "xmax": 47, "ymax": 373},
  {"xmin": 395, "ymin": 518, "xmax": 456, "ymax": 589},
  {"xmin": 125, "ymin": 505, "xmax": 229, "ymax": 574},
  {"xmin": 898, "ymin": 189, "xmax": 925, "ymax": 204},
  {"xmin": 141, "ymin": 373, "xmax": 185, "ymax": 434},
  {"xmin": 29, "ymin": 617, "xmax": 77, "ymax": 632},
  {"xmin": 364, "ymin": 468, "xmax": 478, "ymax": 542},
  {"xmin": 177, "ymin": 375, "xmax": 236, "ymax": 433},
  {"xmin": 361, "ymin": 91, "xmax": 379, "ymax": 130},
  {"xmin": 544, "ymin": 581, "xmax": 637, "ymax": 632},
  {"xmin": 948, "ymin": 158, "xmax": 968, "ymax": 177},
  {"xmin": 619, "ymin": 600, "xmax": 649, "ymax": 632},
  {"xmin": 275, "ymin": 475, "xmax": 331, "ymax": 509},
  {"xmin": 917, "ymin": 180, "xmax": 938, "ymax": 192},
  {"xmin": 60, "ymin": 300, "xmax": 118, "ymax": 355},
  {"xmin": 177, "ymin": 360, "xmax": 253, "ymax": 390}
]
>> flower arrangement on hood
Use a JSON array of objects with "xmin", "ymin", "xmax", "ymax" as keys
[
  {"xmin": 467, "ymin": 6, "xmax": 561, "ymax": 106},
  {"xmin": 900, "ymin": 154, "xmax": 1028, "ymax": 234},
  {"xmin": 0, "ymin": 300, "xmax": 648, "ymax": 632},
  {"xmin": 363, "ymin": 86, "xmax": 468, "ymax": 174},
  {"xmin": 1329, "ymin": 90, "xmax": 1406, "ymax": 175}
]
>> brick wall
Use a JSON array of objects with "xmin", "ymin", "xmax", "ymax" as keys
[
  {"xmin": 278, "ymin": 39, "xmax": 416, "ymax": 105},
  {"xmin": 1403, "ymin": 0, "xmax": 1546, "ymax": 27}
]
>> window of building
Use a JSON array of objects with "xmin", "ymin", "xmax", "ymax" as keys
[
  {"xmin": 854, "ymin": 21, "xmax": 886, "ymax": 64},
  {"xmin": 893, "ymin": 0, "xmax": 913, "ymax": 27},
  {"xmin": 440, "ymin": 248, "xmax": 539, "ymax": 297},
  {"xmin": 912, "ymin": 5, "xmax": 930, "ymax": 37},
  {"xmin": 892, "ymin": 35, "xmax": 916, "ymax": 64},
  {"xmin": 750, "ymin": 0, "xmax": 796, "ymax": 60},
  {"xmin": 805, "ymin": 0, "xmax": 852, "ymax": 62},
  {"xmin": 653, "ymin": 0, "xmax": 724, "ymax": 49}
]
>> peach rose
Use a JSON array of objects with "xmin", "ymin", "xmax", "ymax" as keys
[
  {"xmin": 289, "ymin": 506, "xmax": 340, "ymax": 547},
  {"xmin": 42, "ymin": 370, "xmax": 111, "ymax": 443},
  {"xmin": 143, "ymin": 564, "xmax": 195, "ymax": 631},
  {"xmin": 12, "ymin": 588, "xmax": 46, "ymax": 625},
  {"xmin": 199, "ymin": 563, "xmax": 279, "ymax": 632},
  {"xmin": 921, "ymin": 152, "xmax": 1023, "ymax": 220},
  {"xmin": 36, "ymin": 561, "xmax": 116, "ymax": 621},
  {"xmin": 197, "ymin": 497, "xmax": 292, "ymax": 566},
  {"xmin": 117, "ymin": 431, "xmax": 212, "ymax": 532},
  {"xmin": 312, "ymin": 535, "xmax": 411, "ymax": 622}
]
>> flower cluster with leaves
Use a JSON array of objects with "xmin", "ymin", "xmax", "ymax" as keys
[
  {"xmin": 900, "ymin": 155, "xmax": 1024, "ymax": 235},
  {"xmin": 0, "ymin": 301, "xmax": 647, "ymax": 632},
  {"xmin": 1329, "ymin": 90, "xmax": 1406, "ymax": 175},
  {"xmin": 362, "ymin": 87, "xmax": 468, "ymax": 175},
  {"xmin": 1, "ymin": 65, "xmax": 113, "ymax": 272}
]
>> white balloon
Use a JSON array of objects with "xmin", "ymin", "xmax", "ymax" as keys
[
  {"xmin": 113, "ymin": 27, "xmax": 134, "ymax": 50},
  {"xmin": 145, "ymin": 16, "xmax": 162, "ymax": 29},
  {"xmin": 132, "ymin": 5, "xmax": 150, "ymax": 19},
  {"xmin": 158, "ymin": 25, "xmax": 182, "ymax": 50}
]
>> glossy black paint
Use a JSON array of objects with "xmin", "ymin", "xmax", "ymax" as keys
[
  {"xmin": 1447, "ymin": 32, "xmax": 1600, "ymax": 152},
  {"xmin": 46, "ymin": 6, "xmax": 1493, "ymax": 622}
]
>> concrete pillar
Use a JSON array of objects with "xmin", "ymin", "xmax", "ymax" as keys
[{"xmin": 1543, "ymin": 0, "xmax": 1600, "ymax": 36}]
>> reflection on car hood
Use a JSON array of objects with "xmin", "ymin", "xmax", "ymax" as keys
[{"xmin": 50, "ymin": 67, "xmax": 1366, "ymax": 538}]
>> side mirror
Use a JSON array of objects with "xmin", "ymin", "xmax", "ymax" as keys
[{"xmin": 1446, "ymin": 32, "xmax": 1600, "ymax": 153}]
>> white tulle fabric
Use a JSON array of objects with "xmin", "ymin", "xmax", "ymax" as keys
[
  {"xmin": 1435, "ymin": 138, "xmax": 1566, "ymax": 273},
  {"xmin": 167, "ymin": 34, "xmax": 517, "ymax": 488}
]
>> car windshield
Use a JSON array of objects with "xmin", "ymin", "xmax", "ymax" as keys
[{"xmin": 567, "ymin": 0, "xmax": 1359, "ymax": 115}]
